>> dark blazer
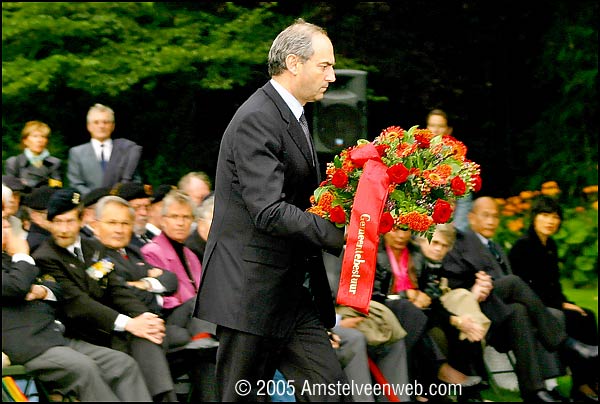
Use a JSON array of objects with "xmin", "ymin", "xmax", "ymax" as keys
[
  {"xmin": 2, "ymin": 253, "xmax": 66, "ymax": 364},
  {"xmin": 194, "ymin": 81, "xmax": 344, "ymax": 337},
  {"xmin": 185, "ymin": 231, "xmax": 206, "ymax": 264},
  {"xmin": 4, "ymin": 153, "xmax": 62, "ymax": 189},
  {"xmin": 67, "ymin": 138, "xmax": 142, "ymax": 195},
  {"xmin": 509, "ymin": 227, "xmax": 568, "ymax": 309},
  {"xmin": 441, "ymin": 229, "xmax": 513, "ymax": 326},
  {"xmin": 33, "ymin": 237, "xmax": 149, "ymax": 347},
  {"xmin": 26, "ymin": 222, "xmax": 51, "ymax": 254},
  {"xmin": 103, "ymin": 245, "xmax": 178, "ymax": 314}
]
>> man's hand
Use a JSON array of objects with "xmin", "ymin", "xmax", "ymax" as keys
[
  {"xmin": 127, "ymin": 280, "xmax": 150, "ymax": 291},
  {"xmin": 147, "ymin": 268, "xmax": 163, "ymax": 278},
  {"xmin": 5, "ymin": 229, "xmax": 29, "ymax": 256},
  {"xmin": 124, "ymin": 312, "xmax": 166, "ymax": 344},
  {"xmin": 471, "ymin": 271, "xmax": 493, "ymax": 302},
  {"xmin": 25, "ymin": 284, "xmax": 47, "ymax": 301},
  {"xmin": 328, "ymin": 331, "xmax": 341, "ymax": 349},
  {"xmin": 412, "ymin": 290, "xmax": 432, "ymax": 309},
  {"xmin": 453, "ymin": 315, "xmax": 486, "ymax": 342}
]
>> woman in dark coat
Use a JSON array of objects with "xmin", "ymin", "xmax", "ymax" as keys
[
  {"xmin": 509, "ymin": 196, "xmax": 598, "ymax": 402},
  {"xmin": 4, "ymin": 121, "xmax": 62, "ymax": 189}
]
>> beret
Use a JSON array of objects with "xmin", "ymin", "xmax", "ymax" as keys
[
  {"xmin": 21, "ymin": 185, "xmax": 58, "ymax": 210},
  {"xmin": 83, "ymin": 187, "xmax": 111, "ymax": 207},
  {"xmin": 110, "ymin": 182, "xmax": 150, "ymax": 201},
  {"xmin": 47, "ymin": 188, "xmax": 82, "ymax": 221},
  {"xmin": 152, "ymin": 184, "xmax": 177, "ymax": 204}
]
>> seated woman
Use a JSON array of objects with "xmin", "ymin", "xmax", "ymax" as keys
[
  {"xmin": 373, "ymin": 228, "xmax": 481, "ymax": 401},
  {"xmin": 509, "ymin": 196, "xmax": 599, "ymax": 402},
  {"xmin": 4, "ymin": 121, "xmax": 62, "ymax": 189}
]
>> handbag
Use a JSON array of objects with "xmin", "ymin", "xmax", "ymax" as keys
[
  {"xmin": 336, "ymin": 300, "xmax": 407, "ymax": 346},
  {"xmin": 439, "ymin": 279, "xmax": 491, "ymax": 340}
]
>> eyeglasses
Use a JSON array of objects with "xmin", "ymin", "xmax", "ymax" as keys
[
  {"xmin": 99, "ymin": 220, "xmax": 133, "ymax": 227},
  {"xmin": 164, "ymin": 214, "xmax": 194, "ymax": 222}
]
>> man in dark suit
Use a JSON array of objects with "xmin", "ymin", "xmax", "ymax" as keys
[
  {"xmin": 110, "ymin": 182, "xmax": 155, "ymax": 248},
  {"xmin": 442, "ymin": 196, "xmax": 598, "ymax": 402},
  {"xmin": 194, "ymin": 19, "xmax": 349, "ymax": 402},
  {"xmin": 185, "ymin": 194, "xmax": 213, "ymax": 264},
  {"xmin": 33, "ymin": 188, "xmax": 177, "ymax": 402},
  {"xmin": 67, "ymin": 103, "xmax": 142, "ymax": 196},
  {"xmin": 2, "ymin": 185, "xmax": 151, "ymax": 401}
]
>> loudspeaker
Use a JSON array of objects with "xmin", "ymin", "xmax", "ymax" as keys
[{"xmin": 313, "ymin": 69, "xmax": 367, "ymax": 154}]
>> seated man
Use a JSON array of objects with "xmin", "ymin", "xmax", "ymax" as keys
[
  {"xmin": 94, "ymin": 194, "xmax": 217, "ymax": 401},
  {"xmin": 32, "ymin": 188, "xmax": 177, "ymax": 402},
  {"xmin": 185, "ymin": 194, "xmax": 214, "ymax": 263},
  {"xmin": 2, "ymin": 185, "xmax": 151, "ymax": 401},
  {"xmin": 442, "ymin": 196, "xmax": 598, "ymax": 402},
  {"xmin": 111, "ymin": 182, "xmax": 155, "ymax": 248}
]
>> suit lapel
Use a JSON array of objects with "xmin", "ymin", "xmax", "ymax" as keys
[
  {"xmin": 82, "ymin": 143, "xmax": 103, "ymax": 186},
  {"xmin": 262, "ymin": 83, "xmax": 319, "ymax": 180}
]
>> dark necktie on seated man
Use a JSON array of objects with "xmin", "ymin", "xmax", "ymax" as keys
[
  {"xmin": 73, "ymin": 246, "xmax": 85, "ymax": 263},
  {"xmin": 487, "ymin": 240, "xmax": 509, "ymax": 276},
  {"xmin": 100, "ymin": 143, "xmax": 107, "ymax": 172}
]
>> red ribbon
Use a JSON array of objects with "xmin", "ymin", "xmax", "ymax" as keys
[{"xmin": 336, "ymin": 144, "xmax": 390, "ymax": 314}]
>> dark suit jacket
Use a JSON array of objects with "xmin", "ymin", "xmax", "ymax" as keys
[
  {"xmin": 67, "ymin": 138, "xmax": 142, "ymax": 195},
  {"xmin": 103, "ymin": 245, "xmax": 178, "ymax": 314},
  {"xmin": 2, "ymin": 253, "xmax": 66, "ymax": 364},
  {"xmin": 27, "ymin": 222, "xmax": 51, "ymax": 254},
  {"xmin": 194, "ymin": 81, "xmax": 344, "ymax": 337},
  {"xmin": 4, "ymin": 153, "xmax": 62, "ymax": 189},
  {"xmin": 441, "ymin": 229, "xmax": 513, "ymax": 326},
  {"xmin": 33, "ymin": 237, "xmax": 149, "ymax": 347},
  {"xmin": 185, "ymin": 231, "xmax": 206, "ymax": 265}
]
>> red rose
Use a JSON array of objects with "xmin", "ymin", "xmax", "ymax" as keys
[
  {"xmin": 329, "ymin": 205, "xmax": 346, "ymax": 224},
  {"xmin": 387, "ymin": 163, "xmax": 410, "ymax": 184},
  {"xmin": 331, "ymin": 169, "xmax": 349, "ymax": 188},
  {"xmin": 378, "ymin": 212, "xmax": 395, "ymax": 234},
  {"xmin": 432, "ymin": 199, "xmax": 453, "ymax": 223},
  {"xmin": 375, "ymin": 144, "xmax": 390, "ymax": 157},
  {"xmin": 472, "ymin": 175, "xmax": 482, "ymax": 192},
  {"xmin": 450, "ymin": 176, "xmax": 467, "ymax": 196},
  {"xmin": 414, "ymin": 133, "xmax": 431, "ymax": 148}
]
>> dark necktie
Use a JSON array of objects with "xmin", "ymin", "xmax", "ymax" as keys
[
  {"xmin": 73, "ymin": 246, "xmax": 84, "ymax": 263},
  {"xmin": 487, "ymin": 240, "xmax": 508, "ymax": 275},
  {"xmin": 100, "ymin": 143, "xmax": 107, "ymax": 172},
  {"xmin": 299, "ymin": 112, "xmax": 316, "ymax": 167}
]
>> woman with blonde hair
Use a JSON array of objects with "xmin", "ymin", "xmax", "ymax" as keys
[{"xmin": 4, "ymin": 121, "xmax": 62, "ymax": 189}]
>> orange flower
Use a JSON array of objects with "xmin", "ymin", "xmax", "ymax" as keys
[
  {"xmin": 317, "ymin": 192, "xmax": 334, "ymax": 212},
  {"xmin": 397, "ymin": 212, "xmax": 433, "ymax": 232},
  {"xmin": 502, "ymin": 209, "xmax": 516, "ymax": 217},
  {"xmin": 495, "ymin": 198, "xmax": 507, "ymax": 206},
  {"xmin": 541, "ymin": 181, "xmax": 561, "ymax": 196},
  {"xmin": 507, "ymin": 196, "xmax": 522, "ymax": 205},
  {"xmin": 583, "ymin": 185, "xmax": 598, "ymax": 194},
  {"xmin": 507, "ymin": 218, "xmax": 524, "ymax": 232},
  {"xmin": 519, "ymin": 191, "xmax": 536, "ymax": 199},
  {"xmin": 592, "ymin": 201, "xmax": 598, "ymax": 210},
  {"xmin": 575, "ymin": 206, "xmax": 585, "ymax": 212}
]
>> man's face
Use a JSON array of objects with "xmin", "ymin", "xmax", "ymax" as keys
[
  {"xmin": 468, "ymin": 198, "xmax": 500, "ymax": 239},
  {"xmin": 427, "ymin": 114, "xmax": 451, "ymax": 136},
  {"xmin": 2, "ymin": 211, "xmax": 11, "ymax": 251},
  {"xmin": 87, "ymin": 111, "xmax": 115, "ymax": 142},
  {"xmin": 196, "ymin": 210, "xmax": 213, "ymax": 241},
  {"xmin": 161, "ymin": 202, "xmax": 194, "ymax": 243},
  {"xmin": 295, "ymin": 33, "xmax": 336, "ymax": 105},
  {"xmin": 129, "ymin": 197, "xmax": 151, "ymax": 234},
  {"xmin": 183, "ymin": 179, "xmax": 210, "ymax": 207},
  {"xmin": 95, "ymin": 202, "xmax": 134, "ymax": 249},
  {"xmin": 418, "ymin": 231, "xmax": 451, "ymax": 263},
  {"xmin": 50, "ymin": 209, "xmax": 82, "ymax": 248}
]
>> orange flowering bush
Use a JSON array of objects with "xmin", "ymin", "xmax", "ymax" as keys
[
  {"xmin": 308, "ymin": 125, "xmax": 481, "ymax": 239},
  {"xmin": 495, "ymin": 182, "xmax": 598, "ymax": 286}
]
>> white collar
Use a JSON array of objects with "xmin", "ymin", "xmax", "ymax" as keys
[{"xmin": 270, "ymin": 78, "xmax": 304, "ymax": 121}]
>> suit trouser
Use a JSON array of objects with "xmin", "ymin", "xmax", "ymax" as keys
[
  {"xmin": 111, "ymin": 334, "xmax": 176, "ymax": 401},
  {"xmin": 332, "ymin": 326, "xmax": 375, "ymax": 402},
  {"xmin": 215, "ymin": 303, "xmax": 352, "ymax": 402},
  {"xmin": 24, "ymin": 339, "xmax": 152, "ymax": 401},
  {"xmin": 368, "ymin": 338, "xmax": 411, "ymax": 402},
  {"xmin": 490, "ymin": 275, "xmax": 568, "ymax": 396},
  {"xmin": 562, "ymin": 307, "xmax": 598, "ymax": 388}
]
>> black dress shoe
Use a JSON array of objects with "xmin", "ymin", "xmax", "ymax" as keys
[{"xmin": 565, "ymin": 337, "xmax": 599, "ymax": 359}]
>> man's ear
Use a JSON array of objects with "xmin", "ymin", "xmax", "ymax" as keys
[{"xmin": 285, "ymin": 54, "xmax": 300, "ymax": 75}]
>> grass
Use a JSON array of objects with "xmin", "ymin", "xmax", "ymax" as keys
[{"xmin": 476, "ymin": 280, "xmax": 598, "ymax": 402}]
